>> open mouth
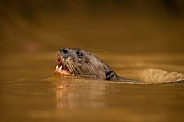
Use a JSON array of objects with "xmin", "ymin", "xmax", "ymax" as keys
[{"xmin": 54, "ymin": 57, "xmax": 71, "ymax": 76}]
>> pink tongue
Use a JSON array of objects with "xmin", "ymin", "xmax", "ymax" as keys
[{"xmin": 54, "ymin": 68, "xmax": 71, "ymax": 76}]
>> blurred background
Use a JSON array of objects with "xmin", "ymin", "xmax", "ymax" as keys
[
  {"xmin": 0, "ymin": 0, "xmax": 184, "ymax": 55},
  {"xmin": 1, "ymin": 1, "xmax": 184, "ymax": 121}
]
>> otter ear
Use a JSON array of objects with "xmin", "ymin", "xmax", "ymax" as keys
[{"xmin": 105, "ymin": 71, "xmax": 117, "ymax": 81}]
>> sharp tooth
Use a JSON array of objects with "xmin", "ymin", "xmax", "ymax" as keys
[
  {"xmin": 59, "ymin": 66, "xmax": 62, "ymax": 70},
  {"xmin": 56, "ymin": 65, "xmax": 62, "ymax": 70}
]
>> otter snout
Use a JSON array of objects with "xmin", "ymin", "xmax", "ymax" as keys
[{"xmin": 59, "ymin": 48, "xmax": 70, "ymax": 59}]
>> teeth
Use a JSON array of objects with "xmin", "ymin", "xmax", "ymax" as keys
[
  {"xmin": 59, "ymin": 66, "xmax": 62, "ymax": 70},
  {"xmin": 56, "ymin": 65, "xmax": 62, "ymax": 70}
]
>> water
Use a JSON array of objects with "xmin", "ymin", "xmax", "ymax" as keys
[
  {"xmin": 1, "ymin": 52, "xmax": 184, "ymax": 121},
  {"xmin": 1, "ymin": 1, "xmax": 184, "ymax": 121}
]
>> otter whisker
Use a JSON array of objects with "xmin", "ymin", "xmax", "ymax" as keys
[
  {"xmin": 56, "ymin": 48, "xmax": 137, "ymax": 82},
  {"xmin": 87, "ymin": 48, "xmax": 108, "ymax": 53},
  {"xmin": 67, "ymin": 65, "xmax": 74, "ymax": 74},
  {"xmin": 73, "ymin": 65, "xmax": 84, "ymax": 76},
  {"xmin": 66, "ymin": 62, "xmax": 76, "ymax": 75},
  {"xmin": 66, "ymin": 60, "xmax": 84, "ymax": 77},
  {"xmin": 70, "ymin": 64, "xmax": 79, "ymax": 75},
  {"xmin": 87, "ymin": 48, "xmax": 108, "ymax": 61}
]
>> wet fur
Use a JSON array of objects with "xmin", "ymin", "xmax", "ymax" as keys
[{"xmin": 57, "ymin": 48, "xmax": 136, "ymax": 82}]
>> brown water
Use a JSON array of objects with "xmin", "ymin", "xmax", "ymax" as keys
[
  {"xmin": 1, "ymin": 1, "xmax": 184, "ymax": 121},
  {"xmin": 1, "ymin": 52, "xmax": 184, "ymax": 121}
]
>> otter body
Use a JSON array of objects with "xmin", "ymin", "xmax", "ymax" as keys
[{"xmin": 55, "ymin": 48, "xmax": 136, "ymax": 82}]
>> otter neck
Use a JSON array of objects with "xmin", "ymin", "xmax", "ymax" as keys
[{"xmin": 105, "ymin": 67, "xmax": 136, "ymax": 82}]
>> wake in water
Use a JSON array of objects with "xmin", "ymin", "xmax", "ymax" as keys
[
  {"xmin": 140, "ymin": 68, "xmax": 184, "ymax": 84},
  {"xmin": 50, "ymin": 68, "xmax": 184, "ymax": 85}
]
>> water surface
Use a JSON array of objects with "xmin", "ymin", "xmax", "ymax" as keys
[
  {"xmin": 1, "ymin": 52, "xmax": 184, "ymax": 121},
  {"xmin": 1, "ymin": 1, "xmax": 184, "ymax": 121}
]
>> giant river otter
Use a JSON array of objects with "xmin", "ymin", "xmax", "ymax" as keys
[{"xmin": 55, "ymin": 48, "xmax": 136, "ymax": 82}]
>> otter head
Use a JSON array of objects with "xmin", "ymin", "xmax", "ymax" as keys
[{"xmin": 55, "ymin": 48, "xmax": 121, "ymax": 81}]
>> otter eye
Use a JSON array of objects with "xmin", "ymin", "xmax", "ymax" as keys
[{"xmin": 77, "ymin": 51, "xmax": 83, "ymax": 58}]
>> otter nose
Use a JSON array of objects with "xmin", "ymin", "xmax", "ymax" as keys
[
  {"xmin": 59, "ymin": 48, "xmax": 69, "ymax": 58},
  {"xmin": 59, "ymin": 48, "xmax": 69, "ymax": 54},
  {"xmin": 62, "ymin": 48, "xmax": 68, "ymax": 54}
]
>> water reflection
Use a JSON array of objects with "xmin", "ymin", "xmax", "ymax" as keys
[
  {"xmin": 1, "ymin": 52, "xmax": 184, "ymax": 121},
  {"xmin": 52, "ymin": 77, "xmax": 107, "ymax": 109}
]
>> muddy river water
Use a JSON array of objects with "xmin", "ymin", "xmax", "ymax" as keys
[
  {"xmin": 1, "ymin": 1, "xmax": 184, "ymax": 121},
  {"xmin": 0, "ymin": 52, "xmax": 184, "ymax": 121}
]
